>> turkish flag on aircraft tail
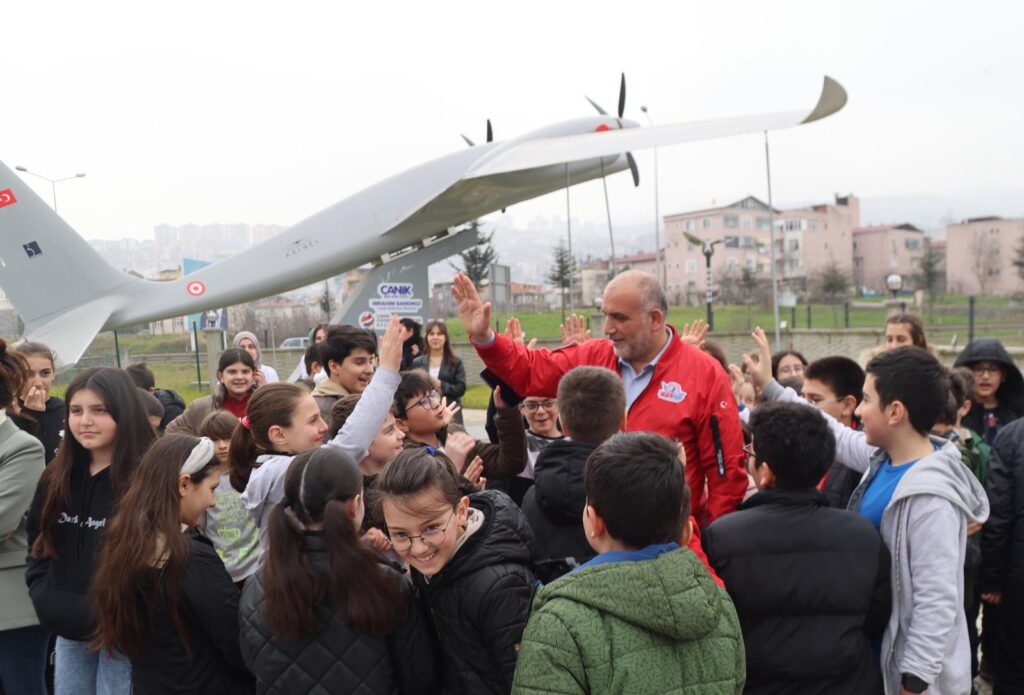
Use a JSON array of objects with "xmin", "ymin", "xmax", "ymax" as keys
[{"xmin": 0, "ymin": 189, "xmax": 16, "ymax": 209}]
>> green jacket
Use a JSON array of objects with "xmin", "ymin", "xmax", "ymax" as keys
[{"xmin": 512, "ymin": 547, "xmax": 745, "ymax": 695}]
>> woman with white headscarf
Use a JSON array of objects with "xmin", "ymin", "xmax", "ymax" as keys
[{"xmin": 233, "ymin": 331, "xmax": 279, "ymax": 386}]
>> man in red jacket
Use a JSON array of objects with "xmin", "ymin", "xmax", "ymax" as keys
[{"xmin": 452, "ymin": 270, "xmax": 747, "ymax": 525}]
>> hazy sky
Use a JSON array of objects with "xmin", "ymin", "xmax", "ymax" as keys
[{"xmin": 5, "ymin": 0, "xmax": 1022, "ymax": 241}]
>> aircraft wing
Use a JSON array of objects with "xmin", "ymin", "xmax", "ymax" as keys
[{"xmin": 465, "ymin": 76, "xmax": 846, "ymax": 179}]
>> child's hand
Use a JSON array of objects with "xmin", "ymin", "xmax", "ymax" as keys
[
  {"xmin": 727, "ymin": 363, "xmax": 745, "ymax": 392},
  {"xmin": 441, "ymin": 396, "xmax": 461, "ymax": 427},
  {"xmin": 378, "ymin": 316, "xmax": 404, "ymax": 372},
  {"xmin": 464, "ymin": 456, "xmax": 486, "ymax": 491},
  {"xmin": 505, "ymin": 317, "xmax": 537, "ymax": 350},
  {"xmin": 252, "ymin": 368, "xmax": 267, "ymax": 388},
  {"xmin": 446, "ymin": 431, "xmax": 477, "ymax": 473},
  {"xmin": 742, "ymin": 327, "xmax": 773, "ymax": 392},
  {"xmin": 680, "ymin": 319, "xmax": 708, "ymax": 347},
  {"xmin": 362, "ymin": 527, "xmax": 392, "ymax": 553},
  {"xmin": 560, "ymin": 313, "xmax": 590, "ymax": 345}
]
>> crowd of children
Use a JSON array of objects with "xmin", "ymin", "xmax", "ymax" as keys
[{"xmin": 0, "ymin": 274, "xmax": 1022, "ymax": 695}]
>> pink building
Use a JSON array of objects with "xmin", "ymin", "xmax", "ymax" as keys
[
  {"xmin": 775, "ymin": 194, "xmax": 859, "ymax": 291},
  {"xmin": 945, "ymin": 217, "xmax": 1024, "ymax": 296},
  {"xmin": 852, "ymin": 224, "xmax": 925, "ymax": 294},
  {"xmin": 663, "ymin": 196, "xmax": 774, "ymax": 305},
  {"xmin": 618, "ymin": 251, "xmax": 659, "ymax": 276}
]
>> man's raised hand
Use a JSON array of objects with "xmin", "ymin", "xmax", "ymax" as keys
[
  {"xmin": 559, "ymin": 313, "xmax": 590, "ymax": 345},
  {"xmin": 452, "ymin": 273, "xmax": 492, "ymax": 343}
]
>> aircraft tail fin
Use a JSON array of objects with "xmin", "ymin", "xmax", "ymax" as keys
[
  {"xmin": 23, "ymin": 298, "xmax": 120, "ymax": 367},
  {"xmin": 0, "ymin": 161, "xmax": 138, "ymax": 360}
]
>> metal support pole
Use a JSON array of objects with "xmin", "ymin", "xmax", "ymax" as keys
[
  {"xmin": 844, "ymin": 301, "xmax": 850, "ymax": 328},
  {"xmin": 565, "ymin": 164, "xmax": 575, "ymax": 315},
  {"xmin": 705, "ymin": 252, "xmax": 714, "ymax": 331},
  {"xmin": 807, "ymin": 304, "xmax": 812, "ymax": 330},
  {"xmin": 968, "ymin": 296, "xmax": 976, "ymax": 342},
  {"xmin": 193, "ymin": 321, "xmax": 202, "ymax": 388},
  {"xmin": 764, "ymin": 132, "xmax": 781, "ymax": 351},
  {"xmin": 791, "ymin": 306, "xmax": 797, "ymax": 329},
  {"xmin": 113, "ymin": 330, "xmax": 121, "ymax": 368}
]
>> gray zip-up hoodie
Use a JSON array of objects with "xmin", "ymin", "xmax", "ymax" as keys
[
  {"xmin": 241, "ymin": 367, "xmax": 401, "ymax": 552},
  {"xmin": 763, "ymin": 380, "xmax": 989, "ymax": 695}
]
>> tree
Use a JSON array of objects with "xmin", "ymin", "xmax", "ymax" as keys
[
  {"xmin": 811, "ymin": 261, "xmax": 851, "ymax": 326},
  {"xmin": 914, "ymin": 238, "xmax": 945, "ymax": 322},
  {"xmin": 548, "ymin": 239, "xmax": 575, "ymax": 324},
  {"xmin": 738, "ymin": 266, "xmax": 763, "ymax": 330},
  {"xmin": 969, "ymin": 230, "xmax": 1000, "ymax": 296},
  {"xmin": 451, "ymin": 220, "xmax": 497, "ymax": 287}
]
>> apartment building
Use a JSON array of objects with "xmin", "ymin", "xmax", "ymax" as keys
[
  {"xmin": 945, "ymin": 216, "xmax": 1024, "ymax": 296},
  {"xmin": 775, "ymin": 194, "xmax": 859, "ymax": 290},
  {"xmin": 852, "ymin": 223, "xmax": 925, "ymax": 294}
]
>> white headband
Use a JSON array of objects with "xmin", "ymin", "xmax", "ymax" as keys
[{"xmin": 181, "ymin": 437, "xmax": 216, "ymax": 477}]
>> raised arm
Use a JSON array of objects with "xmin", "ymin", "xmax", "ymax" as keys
[{"xmin": 745, "ymin": 327, "xmax": 875, "ymax": 474}]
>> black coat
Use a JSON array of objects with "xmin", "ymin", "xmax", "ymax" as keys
[
  {"xmin": 820, "ymin": 459, "xmax": 863, "ymax": 510},
  {"xmin": 521, "ymin": 438, "xmax": 596, "ymax": 583},
  {"xmin": 954, "ymin": 338, "xmax": 1024, "ymax": 442},
  {"xmin": 25, "ymin": 461, "xmax": 115, "ymax": 641},
  {"xmin": 11, "ymin": 395, "xmax": 64, "ymax": 463},
  {"xmin": 412, "ymin": 490, "xmax": 535, "ymax": 695},
  {"xmin": 704, "ymin": 488, "xmax": 891, "ymax": 695},
  {"xmin": 410, "ymin": 354, "xmax": 467, "ymax": 403},
  {"xmin": 154, "ymin": 388, "xmax": 186, "ymax": 432},
  {"xmin": 239, "ymin": 533, "xmax": 437, "ymax": 695},
  {"xmin": 130, "ymin": 532, "xmax": 252, "ymax": 694},
  {"xmin": 981, "ymin": 417, "xmax": 1024, "ymax": 597}
]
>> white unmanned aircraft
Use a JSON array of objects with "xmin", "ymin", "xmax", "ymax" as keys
[{"xmin": 0, "ymin": 76, "xmax": 846, "ymax": 364}]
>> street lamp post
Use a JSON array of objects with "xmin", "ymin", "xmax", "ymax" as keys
[
  {"xmin": 14, "ymin": 166, "xmax": 86, "ymax": 214},
  {"xmin": 639, "ymin": 106, "xmax": 665, "ymax": 289},
  {"xmin": 685, "ymin": 232, "xmax": 722, "ymax": 330}
]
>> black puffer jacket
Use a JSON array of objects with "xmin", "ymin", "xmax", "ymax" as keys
[
  {"xmin": 11, "ymin": 395, "xmax": 64, "ymax": 463},
  {"xmin": 704, "ymin": 488, "xmax": 891, "ymax": 695},
  {"xmin": 981, "ymin": 417, "xmax": 1024, "ymax": 596},
  {"xmin": 239, "ymin": 533, "xmax": 437, "ymax": 695},
  {"xmin": 954, "ymin": 338, "xmax": 1024, "ymax": 442},
  {"xmin": 413, "ymin": 489, "xmax": 535, "ymax": 695},
  {"xmin": 521, "ymin": 438, "xmax": 596, "ymax": 583}
]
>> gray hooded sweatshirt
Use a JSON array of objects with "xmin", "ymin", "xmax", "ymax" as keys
[
  {"xmin": 763, "ymin": 380, "xmax": 989, "ymax": 695},
  {"xmin": 241, "ymin": 367, "xmax": 400, "ymax": 553}
]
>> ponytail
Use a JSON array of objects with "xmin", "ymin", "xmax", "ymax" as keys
[
  {"xmin": 227, "ymin": 382, "xmax": 306, "ymax": 492},
  {"xmin": 261, "ymin": 449, "xmax": 404, "ymax": 640}
]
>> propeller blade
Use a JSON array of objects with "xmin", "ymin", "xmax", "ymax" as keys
[
  {"xmin": 585, "ymin": 95, "xmax": 608, "ymax": 116},
  {"xmin": 461, "ymin": 134, "xmax": 476, "ymax": 147},
  {"xmin": 486, "ymin": 119, "xmax": 493, "ymax": 143},
  {"xmin": 618, "ymin": 73, "xmax": 626, "ymax": 118},
  {"xmin": 626, "ymin": 151, "xmax": 640, "ymax": 187}
]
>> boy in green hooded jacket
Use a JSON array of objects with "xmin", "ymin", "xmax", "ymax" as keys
[{"xmin": 512, "ymin": 432, "xmax": 745, "ymax": 695}]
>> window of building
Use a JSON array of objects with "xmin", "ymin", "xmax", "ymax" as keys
[
  {"xmin": 702, "ymin": 218, "xmax": 712, "ymax": 229},
  {"xmin": 891, "ymin": 239, "xmax": 898, "ymax": 253},
  {"xmin": 756, "ymin": 218, "xmax": 771, "ymax": 230},
  {"xmin": 724, "ymin": 215, "xmax": 739, "ymax": 228},
  {"xmin": 727, "ymin": 258, "xmax": 738, "ymax": 271},
  {"xmin": 686, "ymin": 259, "xmax": 696, "ymax": 274},
  {"xmin": 745, "ymin": 256, "xmax": 756, "ymax": 270},
  {"xmin": 785, "ymin": 219, "xmax": 803, "ymax": 231},
  {"xmin": 853, "ymin": 240, "xmax": 858, "ymax": 251},
  {"xmin": 741, "ymin": 215, "xmax": 752, "ymax": 229},
  {"xmin": 684, "ymin": 220, "xmax": 694, "ymax": 231},
  {"xmin": 724, "ymin": 236, "xmax": 739, "ymax": 248},
  {"xmin": 787, "ymin": 239, "xmax": 800, "ymax": 251},
  {"xmin": 890, "ymin": 255, "xmax": 899, "ymax": 268},
  {"xmin": 905, "ymin": 238, "xmax": 921, "ymax": 250},
  {"xmin": 808, "ymin": 220, "xmax": 818, "ymax": 231}
]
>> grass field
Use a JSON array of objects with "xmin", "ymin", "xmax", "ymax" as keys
[{"xmin": 61, "ymin": 294, "xmax": 1023, "ymax": 405}]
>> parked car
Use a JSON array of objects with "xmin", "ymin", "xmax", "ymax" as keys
[{"xmin": 278, "ymin": 336, "xmax": 310, "ymax": 349}]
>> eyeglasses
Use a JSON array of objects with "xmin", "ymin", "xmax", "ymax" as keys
[
  {"xmin": 742, "ymin": 443, "xmax": 755, "ymax": 459},
  {"xmin": 388, "ymin": 510, "xmax": 456, "ymax": 551},
  {"xmin": 407, "ymin": 389, "xmax": 441, "ymax": 411},
  {"xmin": 971, "ymin": 364, "xmax": 1002, "ymax": 377},
  {"xmin": 521, "ymin": 399, "xmax": 557, "ymax": 413}
]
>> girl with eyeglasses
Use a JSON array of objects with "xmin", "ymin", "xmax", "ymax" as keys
[
  {"xmin": 92, "ymin": 434, "xmax": 252, "ymax": 694},
  {"xmin": 377, "ymin": 447, "xmax": 535, "ymax": 694},
  {"xmin": 239, "ymin": 448, "xmax": 436, "ymax": 695}
]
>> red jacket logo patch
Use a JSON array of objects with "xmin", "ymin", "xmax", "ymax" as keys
[{"xmin": 657, "ymin": 381, "xmax": 687, "ymax": 404}]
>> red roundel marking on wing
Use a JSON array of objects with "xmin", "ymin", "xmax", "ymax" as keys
[
  {"xmin": 186, "ymin": 281, "xmax": 206, "ymax": 297},
  {"xmin": 594, "ymin": 124, "xmax": 610, "ymax": 132}
]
